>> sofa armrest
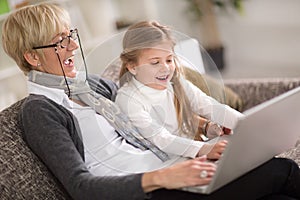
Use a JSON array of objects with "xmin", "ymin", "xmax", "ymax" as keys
[
  {"xmin": 0, "ymin": 99, "xmax": 70, "ymax": 199},
  {"xmin": 224, "ymin": 78, "xmax": 300, "ymax": 112}
]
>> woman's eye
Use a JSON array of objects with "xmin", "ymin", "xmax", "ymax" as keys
[
  {"xmin": 58, "ymin": 35, "xmax": 64, "ymax": 41},
  {"xmin": 166, "ymin": 59, "xmax": 173, "ymax": 63}
]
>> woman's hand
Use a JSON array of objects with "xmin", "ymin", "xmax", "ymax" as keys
[
  {"xmin": 141, "ymin": 156, "xmax": 216, "ymax": 193},
  {"xmin": 198, "ymin": 140, "xmax": 228, "ymax": 160}
]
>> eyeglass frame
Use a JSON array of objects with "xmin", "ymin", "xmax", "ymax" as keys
[{"xmin": 32, "ymin": 28, "xmax": 78, "ymax": 50}]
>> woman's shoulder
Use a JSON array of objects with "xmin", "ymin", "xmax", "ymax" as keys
[
  {"xmin": 21, "ymin": 94, "xmax": 70, "ymax": 117},
  {"xmin": 22, "ymin": 94, "xmax": 58, "ymax": 108}
]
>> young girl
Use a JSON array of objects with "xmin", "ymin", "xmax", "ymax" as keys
[{"xmin": 115, "ymin": 21, "xmax": 243, "ymax": 160}]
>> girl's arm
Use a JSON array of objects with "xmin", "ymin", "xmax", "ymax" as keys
[
  {"xmin": 115, "ymin": 88, "xmax": 204, "ymax": 158},
  {"xmin": 181, "ymin": 77, "xmax": 244, "ymax": 129}
]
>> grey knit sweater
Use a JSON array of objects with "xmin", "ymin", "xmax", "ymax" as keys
[{"xmin": 18, "ymin": 77, "xmax": 147, "ymax": 200}]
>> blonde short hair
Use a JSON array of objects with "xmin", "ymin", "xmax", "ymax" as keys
[{"xmin": 2, "ymin": 3, "xmax": 71, "ymax": 75}]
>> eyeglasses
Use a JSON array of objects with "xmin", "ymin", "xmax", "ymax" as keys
[
  {"xmin": 32, "ymin": 29, "xmax": 78, "ymax": 50},
  {"xmin": 31, "ymin": 28, "xmax": 88, "ymax": 97}
]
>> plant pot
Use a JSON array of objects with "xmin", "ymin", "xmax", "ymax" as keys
[{"xmin": 206, "ymin": 46, "xmax": 225, "ymax": 71}]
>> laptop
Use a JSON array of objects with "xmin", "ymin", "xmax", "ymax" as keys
[{"xmin": 182, "ymin": 86, "xmax": 300, "ymax": 194}]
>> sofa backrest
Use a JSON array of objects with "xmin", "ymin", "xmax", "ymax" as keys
[
  {"xmin": 174, "ymin": 38, "xmax": 205, "ymax": 74},
  {"xmin": 0, "ymin": 99, "xmax": 70, "ymax": 200}
]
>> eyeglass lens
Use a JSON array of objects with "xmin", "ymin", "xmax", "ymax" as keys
[{"xmin": 60, "ymin": 30, "xmax": 78, "ymax": 48}]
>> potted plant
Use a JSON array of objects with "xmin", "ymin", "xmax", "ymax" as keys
[{"xmin": 186, "ymin": 0, "xmax": 243, "ymax": 70}]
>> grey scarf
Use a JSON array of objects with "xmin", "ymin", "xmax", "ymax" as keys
[{"xmin": 28, "ymin": 70, "xmax": 169, "ymax": 161}]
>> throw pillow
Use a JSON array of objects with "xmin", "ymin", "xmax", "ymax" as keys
[{"xmin": 183, "ymin": 67, "xmax": 243, "ymax": 111}]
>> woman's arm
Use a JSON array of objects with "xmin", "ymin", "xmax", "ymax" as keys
[
  {"xmin": 19, "ymin": 95, "xmax": 147, "ymax": 200},
  {"xmin": 142, "ymin": 156, "xmax": 216, "ymax": 193}
]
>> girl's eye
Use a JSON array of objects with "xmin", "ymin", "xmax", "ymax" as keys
[{"xmin": 166, "ymin": 59, "xmax": 173, "ymax": 63}]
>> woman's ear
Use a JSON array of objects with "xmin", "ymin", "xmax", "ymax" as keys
[
  {"xmin": 127, "ymin": 63, "xmax": 137, "ymax": 75},
  {"xmin": 24, "ymin": 50, "xmax": 40, "ymax": 68}
]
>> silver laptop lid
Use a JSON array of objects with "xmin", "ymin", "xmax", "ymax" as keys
[{"xmin": 208, "ymin": 86, "xmax": 300, "ymax": 193}]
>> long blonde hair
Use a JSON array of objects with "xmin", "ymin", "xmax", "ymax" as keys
[{"xmin": 119, "ymin": 21, "xmax": 197, "ymax": 137}]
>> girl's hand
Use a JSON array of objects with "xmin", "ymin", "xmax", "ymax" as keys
[
  {"xmin": 223, "ymin": 127, "xmax": 232, "ymax": 135},
  {"xmin": 198, "ymin": 140, "xmax": 228, "ymax": 160}
]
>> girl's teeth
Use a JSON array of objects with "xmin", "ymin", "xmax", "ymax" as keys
[{"xmin": 157, "ymin": 76, "xmax": 167, "ymax": 80}]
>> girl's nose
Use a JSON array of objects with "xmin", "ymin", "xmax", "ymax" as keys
[{"xmin": 161, "ymin": 62, "xmax": 170, "ymax": 71}]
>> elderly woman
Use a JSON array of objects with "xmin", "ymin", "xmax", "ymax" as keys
[{"xmin": 2, "ymin": 2, "xmax": 300, "ymax": 200}]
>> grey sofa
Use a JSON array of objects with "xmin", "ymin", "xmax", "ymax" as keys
[{"xmin": 1, "ymin": 77, "xmax": 300, "ymax": 199}]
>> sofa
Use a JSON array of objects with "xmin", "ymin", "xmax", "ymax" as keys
[{"xmin": 1, "ymin": 75, "xmax": 300, "ymax": 199}]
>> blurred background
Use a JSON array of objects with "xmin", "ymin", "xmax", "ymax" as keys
[{"xmin": 1, "ymin": 0, "xmax": 300, "ymax": 110}]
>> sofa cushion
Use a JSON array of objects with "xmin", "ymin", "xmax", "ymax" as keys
[{"xmin": 0, "ymin": 99, "xmax": 70, "ymax": 199}]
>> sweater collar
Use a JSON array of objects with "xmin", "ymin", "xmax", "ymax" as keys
[{"xmin": 27, "ymin": 81, "xmax": 73, "ymax": 108}]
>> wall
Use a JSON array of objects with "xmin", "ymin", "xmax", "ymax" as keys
[
  {"xmin": 152, "ymin": 0, "xmax": 300, "ymax": 79},
  {"xmin": 218, "ymin": 0, "xmax": 300, "ymax": 78},
  {"xmin": 99, "ymin": 0, "xmax": 300, "ymax": 78}
]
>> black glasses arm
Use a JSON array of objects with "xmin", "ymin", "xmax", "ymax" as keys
[{"xmin": 32, "ymin": 44, "xmax": 57, "ymax": 50}]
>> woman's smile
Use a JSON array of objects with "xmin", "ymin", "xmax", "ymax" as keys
[{"xmin": 63, "ymin": 55, "xmax": 74, "ymax": 68}]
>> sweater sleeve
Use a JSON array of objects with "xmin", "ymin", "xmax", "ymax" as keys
[
  {"xmin": 19, "ymin": 95, "xmax": 146, "ymax": 200},
  {"xmin": 115, "ymin": 90, "xmax": 203, "ymax": 158},
  {"xmin": 181, "ymin": 77, "xmax": 244, "ymax": 129}
]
